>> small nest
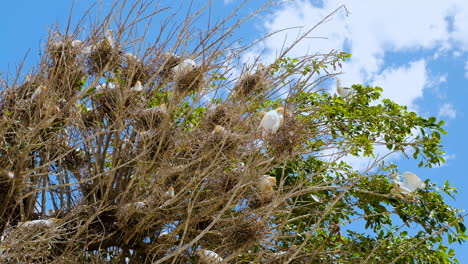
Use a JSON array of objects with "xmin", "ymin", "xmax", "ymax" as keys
[
  {"xmin": 133, "ymin": 106, "xmax": 167, "ymax": 131},
  {"xmin": 222, "ymin": 219, "xmax": 265, "ymax": 251},
  {"xmin": 234, "ymin": 71, "xmax": 266, "ymax": 97},
  {"xmin": 46, "ymin": 39, "xmax": 86, "ymax": 97},
  {"xmin": 267, "ymin": 116, "xmax": 305, "ymax": 156},
  {"xmin": 203, "ymin": 129, "xmax": 240, "ymax": 155},
  {"xmin": 174, "ymin": 68, "xmax": 204, "ymax": 94},
  {"xmin": 92, "ymin": 88, "xmax": 118, "ymax": 116},
  {"xmin": 121, "ymin": 55, "xmax": 154, "ymax": 86},
  {"xmin": 81, "ymin": 110, "xmax": 102, "ymax": 128},
  {"xmin": 87, "ymin": 40, "xmax": 120, "ymax": 75},
  {"xmin": 202, "ymin": 105, "xmax": 235, "ymax": 131},
  {"xmin": 137, "ymin": 128, "xmax": 176, "ymax": 162},
  {"xmin": 0, "ymin": 222, "xmax": 63, "ymax": 263},
  {"xmin": 92, "ymin": 86, "xmax": 142, "ymax": 119},
  {"xmin": 158, "ymin": 54, "xmax": 181, "ymax": 80}
]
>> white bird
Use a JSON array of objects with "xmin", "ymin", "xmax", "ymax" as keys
[
  {"xmin": 124, "ymin": 52, "xmax": 138, "ymax": 61},
  {"xmin": 212, "ymin": 125, "xmax": 226, "ymax": 134},
  {"xmin": 31, "ymin": 85, "xmax": 46, "ymax": 102},
  {"xmin": 257, "ymin": 175, "xmax": 277, "ymax": 199},
  {"xmin": 130, "ymin": 81, "xmax": 143, "ymax": 92},
  {"xmin": 198, "ymin": 249, "xmax": 223, "ymax": 263},
  {"xmin": 71, "ymin": 40, "xmax": 82, "ymax": 48},
  {"xmin": 104, "ymin": 29, "xmax": 115, "ymax": 48},
  {"xmin": 392, "ymin": 172, "xmax": 426, "ymax": 197},
  {"xmin": 171, "ymin": 59, "xmax": 197, "ymax": 76},
  {"xmin": 96, "ymin": 82, "xmax": 116, "ymax": 91},
  {"xmin": 258, "ymin": 108, "xmax": 285, "ymax": 137},
  {"xmin": 336, "ymin": 78, "xmax": 353, "ymax": 98},
  {"xmin": 164, "ymin": 186, "xmax": 175, "ymax": 199},
  {"xmin": 135, "ymin": 201, "xmax": 147, "ymax": 211},
  {"xmin": 19, "ymin": 218, "xmax": 61, "ymax": 228}
]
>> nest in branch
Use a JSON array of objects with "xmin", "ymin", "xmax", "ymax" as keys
[
  {"xmin": 202, "ymin": 104, "xmax": 238, "ymax": 131},
  {"xmin": 234, "ymin": 70, "xmax": 266, "ymax": 97},
  {"xmin": 138, "ymin": 127, "xmax": 176, "ymax": 162},
  {"xmin": 46, "ymin": 38, "xmax": 86, "ymax": 98},
  {"xmin": 121, "ymin": 54, "xmax": 154, "ymax": 87},
  {"xmin": 267, "ymin": 116, "xmax": 305, "ymax": 156},
  {"xmin": 87, "ymin": 39, "xmax": 120, "ymax": 75},
  {"xmin": 133, "ymin": 106, "xmax": 167, "ymax": 131},
  {"xmin": 92, "ymin": 86, "xmax": 143, "ymax": 119},
  {"xmin": 158, "ymin": 54, "xmax": 181, "ymax": 80},
  {"xmin": 222, "ymin": 218, "xmax": 266, "ymax": 251},
  {"xmin": 1, "ymin": 221, "xmax": 63, "ymax": 263},
  {"xmin": 81, "ymin": 110, "xmax": 102, "ymax": 128},
  {"xmin": 174, "ymin": 68, "xmax": 204, "ymax": 94}
]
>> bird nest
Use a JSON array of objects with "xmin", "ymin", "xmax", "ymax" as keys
[
  {"xmin": 121, "ymin": 55, "xmax": 154, "ymax": 87},
  {"xmin": 267, "ymin": 116, "xmax": 305, "ymax": 157},
  {"xmin": 87, "ymin": 40, "xmax": 120, "ymax": 75},
  {"xmin": 222, "ymin": 218, "xmax": 266, "ymax": 251},
  {"xmin": 234, "ymin": 70, "xmax": 267, "ymax": 97},
  {"xmin": 202, "ymin": 104, "xmax": 239, "ymax": 131},
  {"xmin": 92, "ymin": 86, "xmax": 143, "ymax": 119},
  {"xmin": 81, "ymin": 110, "xmax": 102, "ymax": 128},
  {"xmin": 174, "ymin": 68, "xmax": 204, "ymax": 94},
  {"xmin": 133, "ymin": 106, "xmax": 167, "ymax": 131},
  {"xmin": 158, "ymin": 54, "xmax": 181, "ymax": 81}
]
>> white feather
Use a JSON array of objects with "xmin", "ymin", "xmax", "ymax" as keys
[
  {"xmin": 199, "ymin": 249, "xmax": 223, "ymax": 263},
  {"xmin": 258, "ymin": 110, "xmax": 282, "ymax": 137}
]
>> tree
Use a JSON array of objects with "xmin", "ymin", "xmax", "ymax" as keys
[{"xmin": 0, "ymin": 1, "xmax": 465, "ymax": 263}]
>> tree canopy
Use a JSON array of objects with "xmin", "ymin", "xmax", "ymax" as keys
[{"xmin": 0, "ymin": 1, "xmax": 465, "ymax": 263}]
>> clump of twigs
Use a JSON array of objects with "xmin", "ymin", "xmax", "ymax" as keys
[
  {"xmin": 174, "ymin": 67, "xmax": 204, "ymax": 94},
  {"xmin": 87, "ymin": 30, "xmax": 120, "ymax": 75},
  {"xmin": 234, "ymin": 65, "xmax": 268, "ymax": 97},
  {"xmin": 223, "ymin": 218, "xmax": 266, "ymax": 251},
  {"xmin": 133, "ymin": 105, "xmax": 167, "ymax": 131}
]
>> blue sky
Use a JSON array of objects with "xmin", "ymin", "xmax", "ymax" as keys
[{"xmin": 0, "ymin": 0, "xmax": 466, "ymax": 260}]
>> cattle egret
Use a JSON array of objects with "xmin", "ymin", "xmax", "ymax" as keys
[
  {"xmin": 71, "ymin": 40, "xmax": 82, "ymax": 48},
  {"xmin": 20, "ymin": 218, "xmax": 61, "ymax": 228},
  {"xmin": 171, "ymin": 59, "xmax": 197, "ymax": 76},
  {"xmin": 130, "ymin": 81, "xmax": 143, "ymax": 92},
  {"xmin": 164, "ymin": 186, "xmax": 175, "ymax": 199},
  {"xmin": 392, "ymin": 171, "xmax": 426, "ymax": 197},
  {"xmin": 124, "ymin": 52, "xmax": 136, "ymax": 60},
  {"xmin": 135, "ymin": 201, "xmax": 147, "ymax": 211},
  {"xmin": 257, "ymin": 175, "xmax": 277, "ymax": 198},
  {"xmin": 212, "ymin": 125, "xmax": 226, "ymax": 134},
  {"xmin": 105, "ymin": 29, "xmax": 115, "ymax": 48},
  {"xmin": 31, "ymin": 85, "xmax": 46, "ymax": 101},
  {"xmin": 96, "ymin": 82, "xmax": 116, "ymax": 91},
  {"xmin": 336, "ymin": 78, "xmax": 352, "ymax": 98},
  {"xmin": 258, "ymin": 108, "xmax": 285, "ymax": 137},
  {"xmin": 6, "ymin": 171, "xmax": 14, "ymax": 179},
  {"xmin": 198, "ymin": 249, "xmax": 223, "ymax": 263},
  {"xmin": 82, "ymin": 45, "xmax": 93, "ymax": 55}
]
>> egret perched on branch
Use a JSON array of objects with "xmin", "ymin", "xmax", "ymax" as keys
[
  {"xmin": 258, "ymin": 107, "xmax": 285, "ymax": 137},
  {"xmin": 336, "ymin": 78, "xmax": 353, "ymax": 98},
  {"xmin": 130, "ymin": 81, "xmax": 143, "ymax": 92},
  {"xmin": 197, "ymin": 249, "xmax": 223, "ymax": 263},
  {"xmin": 171, "ymin": 59, "xmax": 197, "ymax": 76},
  {"xmin": 392, "ymin": 172, "xmax": 426, "ymax": 198},
  {"xmin": 104, "ymin": 29, "xmax": 115, "ymax": 48},
  {"xmin": 19, "ymin": 218, "xmax": 61, "ymax": 228},
  {"xmin": 257, "ymin": 175, "xmax": 277, "ymax": 199}
]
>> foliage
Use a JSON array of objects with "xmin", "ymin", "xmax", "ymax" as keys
[{"xmin": 0, "ymin": 1, "xmax": 464, "ymax": 263}]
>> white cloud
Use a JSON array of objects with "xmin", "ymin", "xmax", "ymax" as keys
[
  {"xmin": 243, "ymin": 0, "xmax": 468, "ymax": 170},
  {"xmin": 246, "ymin": 0, "xmax": 468, "ymax": 104},
  {"xmin": 372, "ymin": 60, "xmax": 427, "ymax": 110},
  {"xmin": 438, "ymin": 103, "xmax": 457, "ymax": 119}
]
